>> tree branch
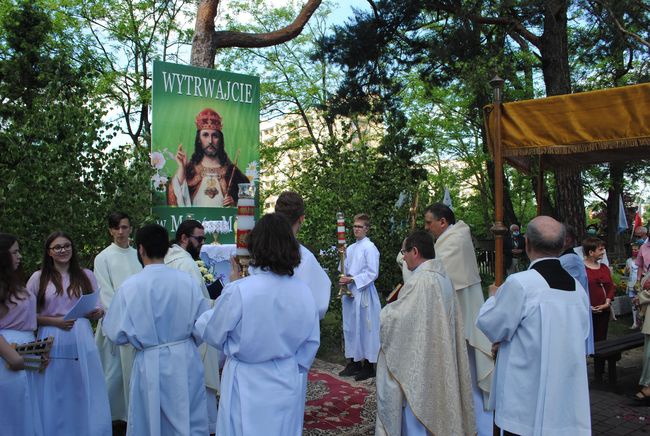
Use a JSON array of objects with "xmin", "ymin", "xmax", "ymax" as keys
[
  {"xmin": 213, "ymin": 0, "xmax": 322, "ymax": 49},
  {"xmin": 590, "ymin": 0, "xmax": 650, "ymax": 49},
  {"xmin": 435, "ymin": 4, "xmax": 541, "ymax": 48},
  {"xmin": 191, "ymin": 0, "xmax": 322, "ymax": 67}
]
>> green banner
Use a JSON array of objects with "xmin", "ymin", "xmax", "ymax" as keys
[{"xmin": 151, "ymin": 61, "xmax": 260, "ymax": 241}]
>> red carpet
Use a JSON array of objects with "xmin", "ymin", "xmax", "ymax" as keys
[{"xmin": 304, "ymin": 364, "xmax": 376, "ymax": 435}]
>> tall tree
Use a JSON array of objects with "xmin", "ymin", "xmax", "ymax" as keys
[
  {"xmin": 321, "ymin": 0, "xmax": 648, "ymax": 236},
  {"xmin": 0, "ymin": 0, "xmax": 152, "ymax": 270},
  {"xmin": 191, "ymin": 0, "xmax": 323, "ymax": 67},
  {"xmin": 214, "ymin": 1, "xmax": 426, "ymax": 292},
  {"xmin": 78, "ymin": 0, "xmax": 195, "ymax": 147}
]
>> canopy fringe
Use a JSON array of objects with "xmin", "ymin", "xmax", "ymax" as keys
[{"xmin": 502, "ymin": 137, "xmax": 650, "ymax": 157}]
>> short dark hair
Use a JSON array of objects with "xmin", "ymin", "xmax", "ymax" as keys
[
  {"xmin": 249, "ymin": 213, "xmax": 300, "ymax": 276},
  {"xmin": 275, "ymin": 191, "xmax": 305, "ymax": 225},
  {"xmin": 564, "ymin": 223, "xmax": 577, "ymax": 244},
  {"xmin": 136, "ymin": 224, "xmax": 169, "ymax": 259},
  {"xmin": 108, "ymin": 211, "xmax": 131, "ymax": 229},
  {"xmin": 425, "ymin": 203, "xmax": 456, "ymax": 225},
  {"xmin": 405, "ymin": 230, "xmax": 435, "ymax": 260},
  {"xmin": 582, "ymin": 236, "xmax": 605, "ymax": 257},
  {"xmin": 175, "ymin": 219, "xmax": 204, "ymax": 243},
  {"xmin": 353, "ymin": 213, "xmax": 370, "ymax": 227}
]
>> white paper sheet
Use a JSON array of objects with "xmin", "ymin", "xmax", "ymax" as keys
[{"xmin": 64, "ymin": 291, "xmax": 99, "ymax": 320}]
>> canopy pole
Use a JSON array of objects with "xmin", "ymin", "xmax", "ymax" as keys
[
  {"xmin": 490, "ymin": 75, "xmax": 508, "ymax": 287},
  {"xmin": 537, "ymin": 156, "xmax": 544, "ymax": 216}
]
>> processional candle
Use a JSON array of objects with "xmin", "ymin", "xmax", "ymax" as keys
[
  {"xmin": 337, "ymin": 212, "xmax": 353, "ymax": 298},
  {"xmin": 236, "ymin": 183, "xmax": 256, "ymax": 258},
  {"xmin": 337, "ymin": 212, "xmax": 346, "ymax": 246}
]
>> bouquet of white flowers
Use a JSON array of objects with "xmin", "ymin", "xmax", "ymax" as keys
[{"xmin": 195, "ymin": 260, "xmax": 215, "ymax": 284}]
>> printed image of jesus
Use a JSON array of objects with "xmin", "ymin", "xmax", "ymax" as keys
[{"xmin": 167, "ymin": 108, "xmax": 249, "ymax": 207}]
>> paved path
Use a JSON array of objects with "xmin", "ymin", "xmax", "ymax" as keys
[{"xmin": 589, "ymin": 347, "xmax": 650, "ymax": 435}]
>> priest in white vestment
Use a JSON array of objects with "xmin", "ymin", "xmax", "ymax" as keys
[
  {"xmin": 275, "ymin": 191, "xmax": 332, "ymax": 427},
  {"xmin": 338, "ymin": 213, "xmax": 381, "ymax": 381},
  {"xmin": 424, "ymin": 203, "xmax": 494, "ymax": 435},
  {"xmin": 164, "ymin": 219, "xmax": 220, "ymax": 433},
  {"xmin": 103, "ymin": 224, "xmax": 209, "ymax": 436},
  {"xmin": 195, "ymin": 213, "xmax": 320, "ymax": 436},
  {"xmin": 94, "ymin": 212, "xmax": 142, "ymax": 422},
  {"xmin": 477, "ymin": 216, "xmax": 591, "ymax": 436},
  {"xmin": 376, "ymin": 230, "xmax": 475, "ymax": 436}
]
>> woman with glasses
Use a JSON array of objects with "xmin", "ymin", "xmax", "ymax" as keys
[
  {"xmin": 26, "ymin": 231, "xmax": 111, "ymax": 435},
  {"xmin": 0, "ymin": 233, "xmax": 43, "ymax": 435}
]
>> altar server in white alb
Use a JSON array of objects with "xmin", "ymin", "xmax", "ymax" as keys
[
  {"xmin": 477, "ymin": 216, "xmax": 591, "ymax": 436},
  {"xmin": 338, "ymin": 213, "xmax": 381, "ymax": 381},
  {"xmin": 94, "ymin": 212, "xmax": 142, "ymax": 423},
  {"xmin": 274, "ymin": 191, "xmax": 331, "ymax": 319},
  {"xmin": 274, "ymin": 191, "xmax": 331, "ymax": 428},
  {"xmin": 424, "ymin": 203, "xmax": 494, "ymax": 435},
  {"xmin": 164, "ymin": 219, "xmax": 220, "ymax": 433},
  {"xmin": 196, "ymin": 213, "xmax": 320, "ymax": 436},
  {"xmin": 376, "ymin": 230, "xmax": 475, "ymax": 436},
  {"xmin": 103, "ymin": 224, "xmax": 209, "ymax": 436}
]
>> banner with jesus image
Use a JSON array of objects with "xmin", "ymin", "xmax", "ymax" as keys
[{"xmin": 151, "ymin": 61, "xmax": 260, "ymax": 241}]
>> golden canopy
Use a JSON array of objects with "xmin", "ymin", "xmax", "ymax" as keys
[{"xmin": 484, "ymin": 82, "xmax": 650, "ymax": 171}]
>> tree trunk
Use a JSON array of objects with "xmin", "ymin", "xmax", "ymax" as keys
[
  {"xmin": 531, "ymin": 170, "xmax": 555, "ymax": 216},
  {"xmin": 538, "ymin": 0, "xmax": 586, "ymax": 233},
  {"xmin": 191, "ymin": 0, "xmax": 219, "ymax": 68},
  {"xmin": 606, "ymin": 162, "xmax": 625, "ymax": 256},
  {"xmin": 555, "ymin": 166, "xmax": 586, "ymax": 237},
  {"xmin": 540, "ymin": 0, "xmax": 572, "ymax": 96}
]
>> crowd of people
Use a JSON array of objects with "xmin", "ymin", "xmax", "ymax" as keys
[
  {"xmin": 2, "ymin": 193, "xmax": 649, "ymax": 435},
  {"xmin": 0, "ymin": 193, "xmax": 331, "ymax": 436}
]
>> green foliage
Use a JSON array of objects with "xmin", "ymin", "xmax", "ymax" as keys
[
  {"xmin": 0, "ymin": 0, "xmax": 152, "ymax": 273},
  {"xmin": 76, "ymin": 0, "xmax": 195, "ymax": 146}
]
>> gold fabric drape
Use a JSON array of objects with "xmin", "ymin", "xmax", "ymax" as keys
[{"xmin": 485, "ymin": 83, "xmax": 650, "ymax": 161}]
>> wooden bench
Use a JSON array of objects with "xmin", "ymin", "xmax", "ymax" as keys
[{"xmin": 593, "ymin": 332, "xmax": 644, "ymax": 384}]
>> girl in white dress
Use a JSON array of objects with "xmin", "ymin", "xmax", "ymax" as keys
[
  {"xmin": 27, "ymin": 231, "xmax": 111, "ymax": 436},
  {"xmin": 0, "ymin": 233, "xmax": 43, "ymax": 435}
]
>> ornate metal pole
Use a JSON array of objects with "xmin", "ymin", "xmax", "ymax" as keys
[
  {"xmin": 490, "ymin": 75, "xmax": 508, "ymax": 287},
  {"xmin": 337, "ymin": 212, "xmax": 353, "ymax": 298},
  {"xmin": 536, "ymin": 156, "xmax": 544, "ymax": 216}
]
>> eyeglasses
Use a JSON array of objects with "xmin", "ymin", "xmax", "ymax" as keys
[
  {"xmin": 49, "ymin": 243, "xmax": 72, "ymax": 253},
  {"xmin": 190, "ymin": 235, "xmax": 206, "ymax": 243},
  {"xmin": 400, "ymin": 247, "xmax": 413, "ymax": 255}
]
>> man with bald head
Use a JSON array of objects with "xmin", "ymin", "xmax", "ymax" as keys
[{"xmin": 477, "ymin": 216, "xmax": 591, "ymax": 435}]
